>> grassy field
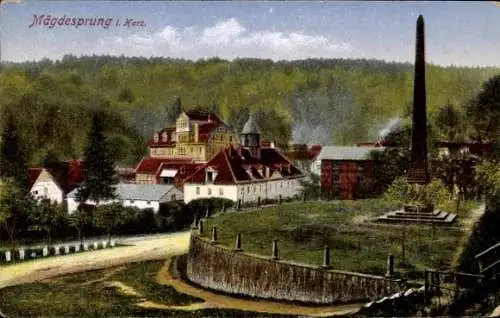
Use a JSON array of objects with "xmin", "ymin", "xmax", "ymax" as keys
[
  {"xmin": 0, "ymin": 260, "xmax": 302, "ymax": 317},
  {"xmin": 202, "ymin": 199, "xmax": 478, "ymax": 277}
]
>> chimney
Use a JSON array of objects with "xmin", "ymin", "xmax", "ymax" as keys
[
  {"xmin": 265, "ymin": 166, "xmax": 270, "ymax": 178},
  {"xmin": 270, "ymin": 141, "xmax": 275, "ymax": 149},
  {"xmin": 407, "ymin": 14, "xmax": 430, "ymax": 184}
]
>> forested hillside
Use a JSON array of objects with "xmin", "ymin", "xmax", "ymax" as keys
[{"xmin": 0, "ymin": 55, "xmax": 498, "ymax": 166}]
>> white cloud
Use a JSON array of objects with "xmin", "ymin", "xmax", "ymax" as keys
[{"xmin": 92, "ymin": 18, "xmax": 352, "ymax": 61}]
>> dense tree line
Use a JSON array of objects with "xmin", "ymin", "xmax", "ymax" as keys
[
  {"xmin": 368, "ymin": 74, "xmax": 500, "ymax": 199},
  {"xmin": 1, "ymin": 55, "xmax": 498, "ymax": 165}
]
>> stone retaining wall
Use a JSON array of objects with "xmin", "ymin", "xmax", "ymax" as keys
[{"xmin": 186, "ymin": 233, "xmax": 406, "ymax": 304}]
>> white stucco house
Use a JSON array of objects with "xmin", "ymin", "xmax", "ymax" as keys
[
  {"xmin": 66, "ymin": 183, "xmax": 183, "ymax": 214},
  {"xmin": 182, "ymin": 115, "xmax": 305, "ymax": 205},
  {"xmin": 28, "ymin": 161, "xmax": 83, "ymax": 204},
  {"xmin": 29, "ymin": 168, "xmax": 65, "ymax": 204}
]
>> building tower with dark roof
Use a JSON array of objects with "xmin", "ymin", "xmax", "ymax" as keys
[{"xmin": 241, "ymin": 113, "xmax": 261, "ymax": 159}]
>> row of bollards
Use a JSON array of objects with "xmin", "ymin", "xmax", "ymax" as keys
[{"xmin": 192, "ymin": 215, "xmax": 396, "ymax": 275}]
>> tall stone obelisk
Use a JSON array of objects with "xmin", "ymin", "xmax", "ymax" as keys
[{"xmin": 407, "ymin": 15, "xmax": 430, "ymax": 184}]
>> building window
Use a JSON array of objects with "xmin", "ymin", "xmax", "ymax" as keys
[
  {"xmin": 196, "ymin": 187, "xmax": 200, "ymax": 195},
  {"xmin": 171, "ymin": 194, "xmax": 176, "ymax": 201},
  {"xmin": 219, "ymin": 188, "xmax": 224, "ymax": 196},
  {"xmin": 253, "ymin": 186, "xmax": 256, "ymax": 193},
  {"xmin": 207, "ymin": 171, "xmax": 213, "ymax": 183},
  {"xmin": 333, "ymin": 174, "xmax": 340, "ymax": 184},
  {"xmin": 32, "ymin": 190, "xmax": 38, "ymax": 195},
  {"xmin": 208, "ymin": 187, "xmax": 212, "ymax": 195},
  {"xmin": 146, "ymin": 201, "xmax": 151, "ymax": 205},
  {"xmin": 229, "ymin": 136, "xmax": 233, "ymax": 142},
  {"xmin": 247, "ymin": 186, "xmax": 250, "ymax": 193},
  {"xmin": 241, "ymin": 187, "xmax": 244, "ymax": 194},
  {"xmin": 130, "ymin": 200, "xmax": 135, "ymax": 204}
]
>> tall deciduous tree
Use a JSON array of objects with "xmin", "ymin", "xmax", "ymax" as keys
[
  {"xmin": 76, "ymin": 111, "xmax": 118, "ymax": 205},
  {"xmin": 28, "ymin": 198, "xmax": 66, "ymax": 246},
  {"xmin": 435, "ymin": 103, "xmax": 464, "ymax": 143},
  {"xmin": 0, "ymin": 178, "xmax": 34, "ymax": 248},
  {"xmin": 0, "ymin": 108, "xmax": 28, "ymax": 191},
  {"xmin": 68, "ymin": 206, "xmax": 93, "ymax": 247},
  {"xmin": 466, "ymin": 75, "xmax": 500, "ymax": 145},
  {"xmin": 93, "ymin": 203, "xmax": 135, "ymax": 243}
]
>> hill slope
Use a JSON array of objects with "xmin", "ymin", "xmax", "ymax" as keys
[{"xmin": 0, "ymin": 56, "xmax": 498, "ymax": 165}]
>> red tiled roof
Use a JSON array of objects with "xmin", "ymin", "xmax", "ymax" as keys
[
  {"xmin": 198, "ymin": 122, "xmax": 222, "ymax": 142},
  {"xmin": 28, "ymin": 168, "xmax": 43, "ymax": 189},
  {"xmin": 183, "ymin": 145, "xmax": 303, "ymax": 185},
  {"xmin": 310, "ymin": 145, "xmax": 322, "ymax": 159},
  {"xmin": 28, "ymin": 160, "xmax": 83, "ymax": 194},
  {"xmin": 184, "ymin": 111, "xmax": 221, "ymax": 123},
  {"xmin": 135, "ymin": 157, "xmax": 195, "ymax": 174}
]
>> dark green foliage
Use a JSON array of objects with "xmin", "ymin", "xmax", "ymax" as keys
[
  {"xmin": 435, "ymin": 103, "xmax": 465, "ymax": 142},
  {"xmin": 466, "ymin": 75, "xmax": 500, "ymax": 145},
  {"xmin": 0, "ymin": 108, "xmax": 29, "ymax": 191},
  {"xmin": 28, "ymin": 198, "xmax": 67, "ymax": 246},
  {"xmin": 0, "ymin": 179, "xmax": 36, "ymax": 248},
  {"xmin": 369, "ymin": 125, "xmax": 411, "ymax": 196},
  {"xmin": 67, "ymin": 206, "xmax": 93, "ymax": 246},
  {"xmin": 92, "ymin": 203, "xmax": 136, "ymax": 243},
  {"xmin": 298, "ymin": 173, "xmax": 321, "ymax": 200},
  {"xmin": 186, "ymin": 198, "xmax": 235, "ymax": 215},
  {"xmin": 76, "ymin": 112, "xmax": 119, "ymax": 204},
  {"xmin": 457, "ymin": 194, "xmax": 500, "ymax": 274},
  {"xmin": 156, "ymin": 202, "xmax": 193, "ymax": 231},
  {"xmin": 1, "ymin": 55, "xmax": 498, "ymax": 166},
  {"xmin": 118, "ymin": 87, "xmax": 134, "ymax": 103}
]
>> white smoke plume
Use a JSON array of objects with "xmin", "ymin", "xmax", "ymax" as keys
[
  {"xmin": 378, "ymin": 117, "xmax": 402, "ymax": 140},
  {"xmin": 292, "ymin": 123, "xmax": 331, "ymax": 146}
]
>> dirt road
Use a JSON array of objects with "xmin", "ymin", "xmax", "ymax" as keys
[
  {"xmin": 0, "ymin": 231, "xmax": 191, "ymax": 289},
  {"xmin": 0, "ymin": 230, "xmax": 363, "ymax": 317}
]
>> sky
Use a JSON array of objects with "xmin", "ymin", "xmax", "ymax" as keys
[{"xmin": 1, "ymin": 1, "xmax": 500, "ymax": 67}]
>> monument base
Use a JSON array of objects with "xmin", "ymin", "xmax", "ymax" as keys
[{"xmin": 406, "ymin": 168, "xmax": 430, "ymax": 184}]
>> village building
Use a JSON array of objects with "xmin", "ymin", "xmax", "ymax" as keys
[
  {"xmin": 183, "ymin": 114, "xmax": 305, "ymax": 205},
  {"xmin": 66, "ymin": 183, "xmax": 183, "ymax": 214},
  {"xmin": 284, "ymin": 143, "xmax": 323, "ymax": 179},
  {"xmin": 134, "ymin": 157, "xmax": 202, "ymax": 185},
  {"xmin": 28, "ymin": 160, "xmax": 83, "ymax": 204},
  {"xmin": 317, "ymin": 146, "xmax": 384, "ymax": 200},
  {"xmin": 147, "ymin": 110, "xmax": 239, "ymax": 162},
  {"xmin": 135, "ymin": 110, "xmax": 239, "ymax": 184},
  {"xmin": 283, "ymin": 144, "xmax": 322, "ymax": 176}
]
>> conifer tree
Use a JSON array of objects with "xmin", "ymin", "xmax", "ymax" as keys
[
  {"xmin": 76, "ymin": 111, "xmax": 118, "ymax": 205},
  {"xmin": 0, "ymin": 108, "xmax": 28, "ymax": 192}
]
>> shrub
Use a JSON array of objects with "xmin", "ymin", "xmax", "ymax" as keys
[{"xmin": 384, "ymin": 177, "xmax": 453, "ymax": 211}]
